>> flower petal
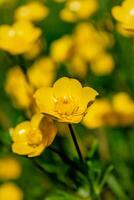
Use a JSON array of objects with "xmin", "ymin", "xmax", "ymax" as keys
[{"xmin": 34, "ymin": 87, "xmax": 55, "ymax": 115}]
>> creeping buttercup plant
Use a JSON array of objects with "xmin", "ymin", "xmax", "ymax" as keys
[{"xmin": 0, "ymin": 0, "xmax": 134, "ymax": 200}]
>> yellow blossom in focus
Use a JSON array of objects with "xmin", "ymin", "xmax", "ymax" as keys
[
  {"xmin": 112, "ymin": 0, "xmax": 134, "ymax": 36},
  {"xmin": 112, "ymin": 92, "xmax": 134, "ymax": 125},
  {"xmin": 0, "ymin": 158, "xmax": 21, "ymax": 180},
  {"xmin": 24, "ymin": 40, "xmax": 43, "ymax": 60},
  {"xmin": 0, "ymin": 21, "xmax": 41, "ymax": 54},
  {"xmin": 60, "ymin": 0, "xmax": 98, "ymax": 22},
  {"xmin": 27, "ymin": 57, "xmax": 56, "ymax": 89},
  {"xmin": 5, "ymin": 66, "xmax": 33, "ymax": 109},
  {"xmin": 82, "ymin": 99, "xmax": 112, "ymax": 129},
  {"xmin": 0, "ymin": 183, "xmax": 23, "ymax": 200},
  {"xmin": 14, "ymin": 1, "xmax": 49, "ymax": 22},
  {"xmin": 50, "ymin": 36, "xmax": 72, "ymax": 62},
  {"xmin": 34, "ymin": 77, "xmax": 98, "ymax": 123},
  {"xmin": 11, "ymin": 113, "xmax": 57, "ymax": 157},
  {"xmin": 91, "ymin": 53, "xmax": 115, "ymax": 75}
]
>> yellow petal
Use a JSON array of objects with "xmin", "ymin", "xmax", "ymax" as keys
[
  {"xmin": 12, "ymin": 142, "xmax": 33, "ymax": 155},
  {"xmin": 53, "ymin": 77, "xmax": 82, "ymax": 99},
  {"xmin": 12, "ymin": 121, "xmax": 30, "ymax": 142},
  {"xmin": 34, "ymin": 87, "xmax": 55, "ymax": 115}
]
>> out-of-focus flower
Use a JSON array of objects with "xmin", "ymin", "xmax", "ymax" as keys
[
  {"xmin": 34, "ymin": 77, "xmax": 98, "ymax": 123},
  {"xmin": 27, "ymin": 57, "xmax": 56, "ymax": 89},
  {"xmin": 0, "ymin": 21, "xmax": 41, "ymax": 55},
  {"xmin": 14, "ymin": 1, "xmax": 49, "ymax": 22},
  {"xmin": 0, "ymin": 183, "xmax": 23, "ymax": 200},
  {"xmin": 90, "ymin": 52, "xmax": 115, "ymax": 75},
  {"xmin": 116, "ymin": 23, "xmax": 134, "ymax": 37},
  {"xmin": 24, "ymin": 40, "xmax": 43, "ymax": 60},
  {"xmin": 54, "ymin": 0, "xmax": 66, "ymax": 3},
  {"xmin": 0, "ymin": 158, "xmax": 21, "ymax": 180},
  {"xmin": 112, "ymin": 92, "xmax": 134, "ymax": 125},
  {"xmin": 82, "ymin": 99, "xmax": 112, "ymax": 129},
  {"xmin": 112, "ymin": 0, "xmax": 134, "ymax": 36},
  {"xmin": 60, "ymin": 0, "xmax": 98, "ymax": 22},
  {"xmin": 11, "ymin": 113, "xmax": 57, "ymax": 157},
  {"xmin": 50, "ymin": 36, "xmax": 72, "ymax": 62},
  {"xmin": 67, "ymin": 56, "xmax": 88, "ymax": 79},
  {"xmin": 5, "ymin": 66, "xmax": 33, "ymax": 109}
]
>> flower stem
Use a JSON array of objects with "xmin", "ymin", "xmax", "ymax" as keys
[{"xmin": 68, "ymin": 123, "xmax": 84, "ymax": 163}]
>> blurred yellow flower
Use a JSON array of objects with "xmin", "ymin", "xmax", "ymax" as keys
[
  {"xmin": 5, "ymin": 66, "xmax": 33, "ymax": 109},
  {"xmin": 112, "ymin": 0, "xmax": 134, "ymax": 36},
  {"xmin": 0, "ymin": 21, "xmax": 41, "ymax": 54},
  {"xmin": 0, "ymin": 183, "xmax": 23, "ymax": 200},
  {"xmin": 14, "ymin": 1, "xmax": 49, "ymax": 22},
  {"xmin": 27, "ymin": 57, "xmax": 56, "ymax": 89},
  {"xmin": 91, "ymin": 53, "xmax": 115, "ymax": 75},
  {"xmin": 116, "ymin": 23, "xmax": 134, "ymax": 37},
  {"xmin": 24, "ymin": 40, "xmax": 43, "ymax": 60},
  {"xmin": 0, "ymin": 158, "xmax": 21, "ymax": 180},
  {"xmin": 34, "ymin": 77, "xmax": 98, "ymax": 123},
  {"xmin": 11, "ymin": 113, "xmax": 57, "ymax": 157},
  {"xmin": 82, "ymin": 99, "xmax": 112, "ymax": 129},
  {"xmin": 67, "ymin": 56, "xmax": 88, "ymax": 78},
  {"xmin": 60, "ymin": 0, "xmax": 98, "ymax": 22},
  {"xmin": 50, "ymin": 36, "xmax": 72, "ymax": 62},
  {"xmin": 112, "ymin": 92, "xmax": 134, "ymax": 125}
]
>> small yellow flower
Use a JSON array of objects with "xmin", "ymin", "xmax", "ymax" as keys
[
  {"xmin": 0, "ymin": 158, "xmax": 21, "ymax": 180},
  {"xmin": 5, "ymin": 66, "xmax": 33, "ymax": 109},
  {"xmin": 14, "ymin": 1, "xmax": 49, "ymax": 22},
  {"xmin": 91, "ymin": 53, "xmax": 115, "ymax": 76},
  {"xmin": 27, "ymin": 57, "xmax": 56, "ymax": 89},
  {"xmin": 11, "ymin": 113, "xmax": 57, "ymax": 157},
  {"xmin": 0, "ymin": 21, "xmax": 41, "ymax": 54},
  {"xmin": 0, "ymin": 183, "xmax": 23, "ymax": 200},
  {"xmin": 60, "ymin": 0, "xmax": 98, "ymax": 22},
  {"xmin": 34, "ymin": 77, "xmax": 98, "ymax": 123},
  {"xmin": 112, "ymin": 0, "xmax": 134, "ymax": 35},
  {"xmin": 82, "ymin": 99, "xmax": 112, "ymax": 129}
]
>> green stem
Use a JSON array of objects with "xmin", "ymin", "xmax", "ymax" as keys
[{"xmin": 68, "ymin": 123, "xmax": 84, "ymax": 163}]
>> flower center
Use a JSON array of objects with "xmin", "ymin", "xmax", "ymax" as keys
[{"xmin": 54, "ymin": 96, "xmax": 79, "ymax": 118}]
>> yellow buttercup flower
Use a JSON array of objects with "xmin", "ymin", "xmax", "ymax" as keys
[
  {"xmin": 0, "ymin": 183, "xmax": 23, "ymax": 200},
  {"xmin": 0, "ymin": 158, "xmax": 21, "ymax": 180},
  {"xmin": 27, "ymin": 57, "xmax": 56, "ymax": 89},
  {"xmin": 91, "ymin": 53, "xmax": 115, "ymax": 76},
  {"xmin": 5, "ymin": 66, "xmax": 33, "ymax": 109},
  {"xmin": 14, "ymin": 1, "xmax": 49, "ymax": 22},
  {"xmin": 60, "ymin": 0, "xmax": 98, "ymax": 22},
  {"xmin": 0, "ymin": 21, "xmax": 41, "ymax": 54},
  {"xmin": 34, "ymin": 77, "xmax": 98, "ymax": 123},
  {"xmin": 11, "ymin": 113, "xmax": 57, "ymax": 157},
  {"xmin": 82, "ymin": 99, "xmax": 112, "ymax": 129},
  {"xmin": 112, "ymin": 0, "xmax": 134, "ymax": 35}
]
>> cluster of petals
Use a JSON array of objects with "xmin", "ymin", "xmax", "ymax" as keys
[
  {"xmin": 0, "ymin": 21, "xmax": 41, "ymax": 54},
  {"xmin": 34, "ymin": 77, "xmax": 98, "ymax": 123},
  {"xmin": 11, "ymin": 113, "xmax": 57, "ymax": 157},
  {"xmin": 50, "ymin": 23, "xmax": 115, "ymax": 77},
  {"xmin": 14, "ymin": 1, "xmax": 49, "ymax": 22}
]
